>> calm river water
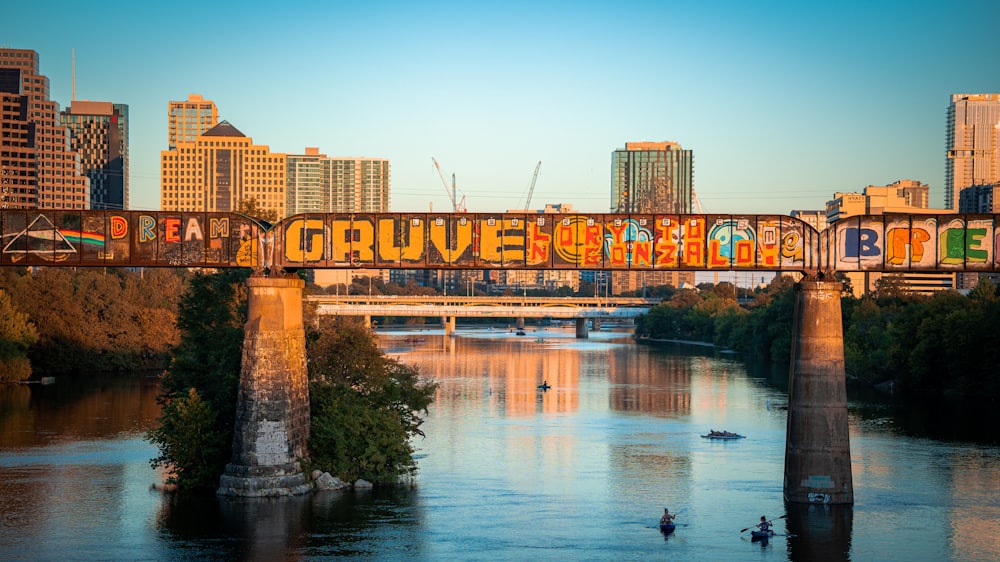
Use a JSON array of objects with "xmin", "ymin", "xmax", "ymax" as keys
[{"xmin": 1, "ymin": 327, "xmax": 998, "ymax": 561}]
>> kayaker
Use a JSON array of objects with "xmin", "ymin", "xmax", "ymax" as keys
[
  {"xmin": 660, "ymin": 508, "xmax": 675, "ymax": 525},
  {"xmin": 757, "ymin": 516, "xmax": 771, "ymax": 534}
]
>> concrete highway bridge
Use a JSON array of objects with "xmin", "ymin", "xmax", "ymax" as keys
[
  {"xmin": 7, "ymin": 209, "xmax": 1000, "ymax": 503},
  {"xmin": 306, "ymin": 295, "xmax": 656, "ymax": 336}
]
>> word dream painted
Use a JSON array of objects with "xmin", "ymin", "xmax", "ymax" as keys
[{"xmin": 2, "ymin": 211, "xmax": 997, "ymax": 273}]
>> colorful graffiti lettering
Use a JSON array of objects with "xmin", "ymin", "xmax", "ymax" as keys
[{"xmin": 7, "ymin": 210, "xmax": 1000, "ymax": 273}]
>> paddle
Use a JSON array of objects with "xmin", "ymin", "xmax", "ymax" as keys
[{"xmin": 740, "ymin": 514, "xmax": 786, "ymax": 533}]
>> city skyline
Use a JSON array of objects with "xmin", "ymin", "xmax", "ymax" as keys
[{"xmin": 4, "ymin": 0, "xmax": 1000, "ymax": 214}]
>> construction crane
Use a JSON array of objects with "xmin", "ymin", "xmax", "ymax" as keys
[
  {"xmin": 431, "ymin": 157, "xmax": 466, "ymax": 212},
  {"xmin": 520, "ymin": 161, "xmax": 542, "ymax": 210},
  {"xmin": 691, "ymin": 186, "xmax": 705, "ymax": 214}
]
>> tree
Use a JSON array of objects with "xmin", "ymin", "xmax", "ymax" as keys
[
  {"xmin": 0, "ymin": 288, "xmax": 37, "ymax": 382},
  {"xmin": 237, "ymin": 198, "xmax": 279, "ymax": 225},
  {"xmin": 148, "ymin": 269, "xmax": 249, "ymax": 492},
  {"xmin": 307, "ymin": 318, "xmax": 436, "ymax": 484}
]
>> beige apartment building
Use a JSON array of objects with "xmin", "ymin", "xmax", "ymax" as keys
[
  {"xmin": 826, "ymin": 180, "xmax": 952, "ymax": 296},
  {"xmin": 168, "ymin": 94, "xmax": 218, "ymax": 150},
  {"xmin": 160, "ymin": 121, "xmax": 286, "ymax": 217},
  {"xmin": 286, "ymin": 148, "xmax": 390, "ymax": 215},
  {"xmin": 0, "ymin": 49, "xmax": 89, "ymax": 209}
]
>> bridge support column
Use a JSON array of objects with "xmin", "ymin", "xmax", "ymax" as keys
[
  {"xmin": 575, "ymin": 318, "xmax": 589, "ymax": 339},
  {"xmin": 516, "ymin": 317, "xmax": 525, "ymax": 330},
  {"xmin": 363, "ymin": 314, "xmax": 372, "ymax": 328},
  {"xmin": 784, "ymin": 280, "xmax": 854, "ymax": 505},
  {"xmin": 592, "ymin": 318, "xmax": 601, "ymax": 331},
  {"xmin": 443, "ymin": 316, "xmax": 455, "ymax": 336},
  {"xmin": 218, "ymin": 276, "xmax": 312, "ymax": 497}
]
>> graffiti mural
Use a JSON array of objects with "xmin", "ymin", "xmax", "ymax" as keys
[
  {"xmin": 826, "ymin": 214, "xmax": 998, "ymax": 271},
  {"xmin": 3, "ymin": 210, "xmax": 1000, "ymax": 273},
  {"xmin": 0, "ymin": 211, "xmax": 264, "ymax": 268},
  {"xmin": 273, "ymin": 213, "xmax": 821, "ymax": 271}
]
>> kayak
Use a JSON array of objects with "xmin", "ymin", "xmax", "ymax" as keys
[
  {"xmin": 537, "ymin": 384, "xmax": 551, "ymax": 390},
  {"xmin": 701, "ymin": 434, "xmax": 745, "ymax": 439},
  {"xmin": 751, "ymin": 530, "xmax": 774, "ymax": 539},
  {"xmin": 659, "ymin": 522, "xmax": 675, "ymax": 533}
]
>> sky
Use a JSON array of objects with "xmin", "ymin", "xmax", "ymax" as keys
[{"xmin": 4, "ymin": 0, "xmax": 1000, "ymax": 215}]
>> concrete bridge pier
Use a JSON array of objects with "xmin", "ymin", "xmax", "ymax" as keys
[
  {"xmin": 575, "ymin": 318, "xmax": 589, "ymax": 339},
  {"xmin": 442, "ymin": 316, "xmax": 456, "ymax": 336},
  {"xmin": 783, "ymin": 279, "xmax": 854, "ymax": 505},
  {"xmin": 592, "ymin": 318, "xmax": 602, "ymax": 331},
  {"xmin": 363, "ymin": 314, "xmax": 372, "ymax": 328},
  {"xmin": 218, "ymin": 276, "xmax": 312, "ymax": 497},
  {"xmin": 515, "ymin": 317, "xmax": 525, "ymax": 330}
]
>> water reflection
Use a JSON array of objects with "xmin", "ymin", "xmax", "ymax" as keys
[
  {"xmin": 3, "ymin": 332, "xmax": 1000, "ymax": 560},
  {"xmin": 0, "ymin": 375, "xmax": 161, "ymax": 448},
  {"xmin": 785, "ymin": 502, "xmax": 853, "ymax": 562},
  {"xmin": 607, "ymin": 347, "xmax": 692, "ymax": 416}
]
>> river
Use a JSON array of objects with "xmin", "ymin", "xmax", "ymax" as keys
[{"xmin": 0, "ymin": 327, "xmax": 997, "ymax": 561}]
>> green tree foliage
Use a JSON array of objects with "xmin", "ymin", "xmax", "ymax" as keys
[
  {"xmin": 147, "ymin": 388, "xmax": 228, "ymax": 491},
  {"xmin": 0, "ymin": 288, "xmax": 37, "ymax": 382},
  {"xmin": 148, "ymin": 270, "xmax": 436, "ymax": 492},
  {"xmin": 638, "ymin": 273, "xmax": 1000, "ymax": 398},
  {"xmin": 636, "ymin": 276, "xmax": 797, "ymax": 364},
  {"xmin": 148, "ymin": 269, "xmax": 249, "ymax": 492},
  {"xmin": 0, "ymin": 267, "xmax": 185, "ymax": 375},
  {"xmin": 236, "ymin": 198, "xmax": 279, "ymax": 225},
  {"xmin": 307, "ymin": 318, "xmax": 437, "ymax": 484}
]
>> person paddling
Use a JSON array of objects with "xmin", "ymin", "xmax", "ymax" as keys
[
  {"xmin": 757, "ymin": 516, "xmax": 772, "ymax": 534},
  {"xmin": 660, "ymin": 508, "xmax": 675, "ymax": 525}
]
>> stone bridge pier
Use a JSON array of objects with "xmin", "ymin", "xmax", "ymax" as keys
[
  {"xmin": 217, "ymin": 276, "xmax": 312, "ymax": 497},
  {"xmin": 783, "ymin": 279, "xmax": 854, "ymax": 505}
]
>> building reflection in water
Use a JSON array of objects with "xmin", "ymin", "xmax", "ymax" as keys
[{"xmin": 607, "ymin": 347, "xmax": 693, "ymax": 417}]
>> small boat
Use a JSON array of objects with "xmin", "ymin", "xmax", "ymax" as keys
[
  {"xmin": 537, "ymin": 384, "xmax": 551, "ymax": 390},
  {"xmin": 534, "ymin": 338, "xmax": 546, "ymax": 343},
  {"xmin": 750, "ymin": 530, "xmax": 774, "ymax": 540},
  {"xmin": 515, "ymin": 329, "xmax": 526, "ymax": 336},
  {"xmin": 659, "ymin": 522, "xmax": 675, "ymax": 533},
  {"xmin": 701, "ymin": 433, "xmax": 745, "ymax": 440}
]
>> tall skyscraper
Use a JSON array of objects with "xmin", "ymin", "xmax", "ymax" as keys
[
  {"xmin": 945, "ymin": 94, "xmax": 1000, "ymax": 210},
  {"xmin": 285, "ymin": 148, "xmax": 390, "ymax": 215},
  {"xmin": 160, "ymin": 121, "xmax": 286, "ymax": 217},
  {"xmin": 607, "ymin": 141, "xmax": 695, "ymax": 294},
  {"xmin": 168, "ymin": 94, "xmax": 218, "ymax": 150},
  {"xmin": 611, "ymin": 141, "xmax": 693, "ymax": 214},
  {"xmin": 60, "ymin": 101, "xmax": 129, "ymax": 210},
  {"xmin": 0, "ymin": 49, "xmax": 89, "ymax": 209}
]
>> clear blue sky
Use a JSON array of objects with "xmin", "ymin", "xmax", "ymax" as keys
[{"xmin": 4, "ymin": 1, "xmax": 999, "ymax": 214}]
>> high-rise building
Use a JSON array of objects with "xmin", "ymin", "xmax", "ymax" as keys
[
  {"xmin": 168, "ymin": 94, "xmax": 218, "ymax": 150},
  {"xmin": 60, "ymin": 101, "xmax": 129, "ymax": 210},
  {"xmin": 945, "ymin": 94, "xmax": 1000, "ymax": 210},
  {"xmin": 0, "ymin": 49, "xmax": 89, "ymax": 209},
  {"xmin": 286, "ymin": 148, "xmax": 391, "ymax": 289},
  {"xmin": 611, "ymin": 141, "xmax": 692, "ymax": 214},
  {"xmin": 608, "ymin": 141, "xmax": 695, "ymax": 293},
  {"xmin": 160, "ymin": 120, "xmax": 286, "ymax": 217},
  {"xmin": 285, "ymin": 148, "xmax": 390, "ymax": 215}
]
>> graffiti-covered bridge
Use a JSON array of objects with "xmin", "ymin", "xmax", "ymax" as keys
[
  {"xmin": 5, "ymin": 209, "xmax": 997, "ymax": 502},
  {"xmin": 4, "ymin": 210, "xmax": 998, "ymax": 274}
]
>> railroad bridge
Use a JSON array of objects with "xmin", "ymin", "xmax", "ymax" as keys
[{"xmin": 5, "ymin": 209, "xmax": 998, "ymax": 501}]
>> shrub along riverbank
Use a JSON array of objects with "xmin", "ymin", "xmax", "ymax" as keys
[
  {"xmin": 146, "ymin": 270, "xmax": 436, "ymax": 493},
  {"xmin": 635, "ymin": 275, "xmax": 1000, "ymax": 399}
]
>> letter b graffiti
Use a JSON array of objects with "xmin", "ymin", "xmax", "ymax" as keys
[{"xmin": 844, "ymin": 228, "xmax": 880, "ymax": 258}]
